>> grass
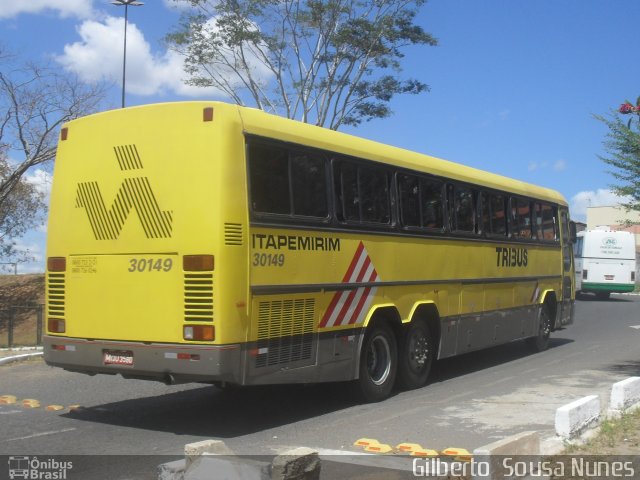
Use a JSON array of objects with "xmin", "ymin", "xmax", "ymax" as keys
[{"xmin": 558, "ymin": 409, "xmax": 640, "ymax": 457}]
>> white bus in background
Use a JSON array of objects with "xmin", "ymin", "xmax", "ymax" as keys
[{"xmin": 574, "ymin": 227, "xmax": 637, "ymax": 299}]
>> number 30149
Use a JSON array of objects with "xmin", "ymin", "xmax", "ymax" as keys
[
  {"xmin": 128, "ymin": 258, "xmax": 173, "ymax": 272},
  {"xmin": 253, "ymin": 253, "xmax": 285, "ymax": 267}
]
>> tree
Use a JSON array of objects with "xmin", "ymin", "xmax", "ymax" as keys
[
  {"xmin": 167, "ymin": 0, "xmax": 437, "ymax": 130},
  {"xmin": 596, "ymin": 98, "xmax": 640, "ymax": 218},
  {"xmin": 0, "ymin": 51, "xmax": 106, "ymax": 263},
  {"xmin": 0, "ymin": 151, "xmax": 45, "ymax": 263}
]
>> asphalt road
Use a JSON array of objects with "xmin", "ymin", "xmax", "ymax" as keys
[{"xmin": 1, "ymin": 294, "xmax": 639, "ymax": 478}]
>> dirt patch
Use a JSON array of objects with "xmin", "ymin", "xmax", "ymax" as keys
[
  {"xmin": 0, "ymin": 274, "xmax": 45, "ymax": 347},
  {"xmin": 0, "ymin": 274, "xmax": 45, "ymax": 306}
]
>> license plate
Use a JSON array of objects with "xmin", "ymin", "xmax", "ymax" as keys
[
  {"xmin": 103, "ymin": 350, "xmax": 134, "ymax": 366},
  {"xmin": 605, "ymin": 275, "xmax": 615, "ymax": 280}
]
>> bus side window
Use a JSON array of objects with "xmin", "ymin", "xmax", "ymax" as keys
[
  {"xmin": 454, "ymin": 186, "xmax": 476, "ymax": 233},
  {"xmin": 489, "ymin": 193, "xmax": 507, "ymax": 236},
  {"xmin": 334, "ymin": 160, "xmax": 390, "ymax": 224},
  {"xmin": 533, "ymin": 203, "xmax": 542, "ymax": 239},
  {"xmin": 335, "ymin": 161, "xmax": 359, "ymax": 222},
  {"xmin": 248, "ymin": 142, "xmax": 290, "ymax": 214},
  {"xmin": 398, "ymin": 174, "xmax": 421, "ymax": 227},
  {"xmin": 573, "ymin": 236, "xmax": 583, "ymax": 257},
  {"xmin": 290, "ymin": 152, "xmax": 328, "ymax": 218},
  {"xmin": 540, "ymin": 204, "xmax": 557, "ymax": 241},
  {"xmin": 510, "ymin": 197, "xmax": 532, "ymax": 239},
  {"xmin": 360, "ymin": 166, "xmax": 390, "ymax": 224},
  {"xmin": 421, "ymin": 178, "xmax": 444, "ymax": 229}
]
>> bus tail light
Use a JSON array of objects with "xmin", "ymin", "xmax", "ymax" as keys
[
  {"xmin": 48, "ymin": 319, "xmax": 66, "ymax": 333},
  {"xmin": 183, "ymin": 255, "xmax": 214, "ymax": 271},
  {"xmin": 582, "ymin": 269, "xmax": 588, "ymax": 280},
  {"xmin": 48, "ymin": 257, "xmax": 66, "ymax": 272},
  {"xmin": 52, "ymin": 344, "xmax": 76, "ymax": 352},
  {"xmin": 184, "ymin": 325, "xmax": 214, "ymax": 341}
]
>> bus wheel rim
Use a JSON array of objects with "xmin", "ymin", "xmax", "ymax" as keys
[
  {"xmin": 409, "ymin": 331, "xmax": 429, "ymax": 372},
  {"xmin": 367, "ymin": 335, "xmax": 391, "ymax": 386}
]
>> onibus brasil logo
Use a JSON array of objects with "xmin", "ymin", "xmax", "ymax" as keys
[
  {"xmin": 75, "ymin": 145, "xmax": 173, "ymax": 240},
  {"xmin": 8, "ymin": 456, "xmax": 72, "ymax": 480}
]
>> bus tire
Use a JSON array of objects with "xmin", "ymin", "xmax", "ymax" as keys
[
  {"xmin": 397, "ymin": 320, "xmax": 434, "ymax": 390},
  {"xmin": 355, "ymin": 322, "xmax": 398, "ymax": 402},
  {"xmin": 527, "ymin": 303, "xmax": 552, "ymax": 352}
]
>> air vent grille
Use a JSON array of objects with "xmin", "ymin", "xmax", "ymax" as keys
[
  {"xmin": 47, "ymin": 273, "xmax": 66, "ymax": 320},
  {"xmin": 224, "ymin": 223, "xmax": 243, "ymax": 246},
  {"xmin": 184, "ymin": 273, "xmax": 213, "ymax": 322},
  {"xmin": 255, "ymin": 299, "xmax": 315, "ymax": 368}
]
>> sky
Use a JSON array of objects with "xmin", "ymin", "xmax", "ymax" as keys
[{"xmin": 1, "ymin": 0, "xmax": 639, "ymax": 273}]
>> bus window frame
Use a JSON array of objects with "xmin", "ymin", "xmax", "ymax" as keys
[
  {"xmin": 396, "ymin": 170, "xmax": 446, "ymax": 234},
  {"xmin": 447, "ymin": 183, "xmax": 480, "ymax": 237},
  {"xmin": 245, "ymin": 135, "xmax": 564, "ymax": 247},
  {"xmin": 246, "ymin": 137, "xmax": 333, "ymax": 226},
  {"xmin": 331, "ymin": 156, "xmax": 396, "ymax": 230}
]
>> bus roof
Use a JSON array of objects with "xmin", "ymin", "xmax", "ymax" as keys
[
  {"xmin": 65, "ymin": 101, "xmax": 568, "ymax": 207},
  {"xmin": 236, "ymin": 104, "xmax": 567, "ymax": 207}
]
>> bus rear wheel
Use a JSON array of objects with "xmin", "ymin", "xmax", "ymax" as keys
[
  {"xmin": 397, "ymin": 320, "xmax": 434, "ymax": 390},
  {"xmin": 355, "ymin": 323, "xmax": 397, "ymax": 402},
  {"xmin": 527, "ymin": 303, "xmax": 552, "ymax": 352}
]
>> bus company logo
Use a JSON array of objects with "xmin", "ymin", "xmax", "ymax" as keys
[
  {"xmin": 75, "ymin": 145, "xmax": 173, "ymax": 240},
  {"xmin": 602, "ymin": 237, "xmax": 618, "ymax": 247},
  {"xmin": 8, "ymin": 456, "xmax": 73, "ymax": 479},
  {"xmin": 320, "ymin": 242, "xmax": 380, "ymax": 328}
]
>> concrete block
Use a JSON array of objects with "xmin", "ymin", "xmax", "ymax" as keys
[
  {"xmin": 473, "ymin": 431, "xmax": 540, "ymax": 480},
  {"xmin": 157, "ymin": 459, "xmax": 185, "ymax": 480},
  {"xmin": 555, "ymin": 395, "xmax": 600, "ymax": 439},
  {"xmin": 271, "ymin": 447, "xmax": 320, "ymax": 480},
  {"xmin": 184, "ymin": 440, "xmax": 235, "ymax": 469},
  {"xmin": 185, "ymin": 456, "xmax": 270, "ymax": 480},
  {"xmin": 610, "ymin": 377, "xmax": 640, "ymax": 416},
  {"xmin": 473, "ymin": 431, "xmax": 539, "ymax": 456}
]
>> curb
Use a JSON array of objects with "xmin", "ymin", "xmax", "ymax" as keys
[
  {"xmin": 0, "ymin": 351, "xmax": 43, "ymax": 366},
  {"xmin": 472, "ymin": 432, "xmax": 540, "ymax": 480},
  {"xmin": 609, "ymin": 376, "xmax": 640, "ymax": 417},
  {"xmin": 159, "ymin": 440, "xmax": 321, "ymax": 480},
  {"xmin": 555, "ymin": 395, "xmax": 600, "ymax": 440}
]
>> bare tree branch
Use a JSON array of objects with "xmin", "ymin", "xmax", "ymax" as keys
[{"xmin": 167, "ymin": 0, "xmax": 436, "ymax": 130}]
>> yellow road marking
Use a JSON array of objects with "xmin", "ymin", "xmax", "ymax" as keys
[
  {"xmin": 21, "ymin": 399, "xmax": 40, "ymax": 408},
  {"xmin": 441, "ymin": 447, "xmax": 472, "ymax": 461},
  {"xmin": 354, "ymin": 438, "xmax": 380, "ymax": 447},
  {"xmin": 364, "ymin": 443, "xmax": 393, "ymax": 454},
  {"xmin": 45, "ymin": 405, "xmax": 65, "ymax": 412}
]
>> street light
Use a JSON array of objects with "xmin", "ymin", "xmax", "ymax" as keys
[{"xmin": 111, "ymin": 0, "xmax": 144, "ymax": 108}]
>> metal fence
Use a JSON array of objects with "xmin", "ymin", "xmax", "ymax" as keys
[{"xmin": 0, "ymin": 304, "xmax": 44, "ymax": 348}]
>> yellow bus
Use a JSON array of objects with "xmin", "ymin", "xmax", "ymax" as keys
[{"xmin": 44, "ymin": 102, "xmax": 575, "ymax": 402}]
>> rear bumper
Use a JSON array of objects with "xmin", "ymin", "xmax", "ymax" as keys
[
  {"xmin": 581, "ymin": 283, "xmax": 635, "ymax": 293},
  {"xmin": 43, "ymin": 336, "xmax": 242, "ymax": 384}
]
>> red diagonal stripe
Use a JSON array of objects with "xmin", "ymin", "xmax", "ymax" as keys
[
  {"xmin": 333, "ymin": 256, "xmax": 372, "ymax": 326},
  {"xmin": 343, "ymin": 241, "xmax": 365, "ymax": 282},
  {"xmin": 349, "ymin": 272, "xmax": 378, "ymax": 325},
  {"xmin": 320, "ymin": 242, "xmax": 366, "ymax": 328}
]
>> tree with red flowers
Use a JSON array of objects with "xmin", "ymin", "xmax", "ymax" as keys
[{"xmin": 595, "ymin": 97, "xmax": 640, "ymax": 218}]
